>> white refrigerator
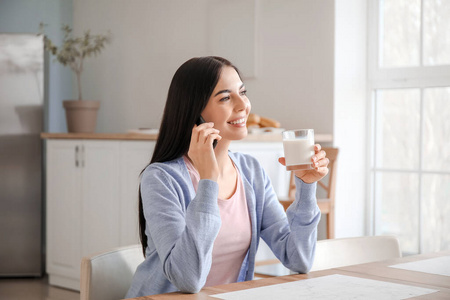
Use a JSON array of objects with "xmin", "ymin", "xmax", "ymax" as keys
[{"xmin": 0, "ymin": 33, "xmax": 43, "ymax": 276}]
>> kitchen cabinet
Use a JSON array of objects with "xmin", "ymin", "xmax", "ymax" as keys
[
  {"xmin": 43, "ymin": 134, "xmax": 293, "ymax": 290},
  {"xmin": 118, "ymin": 141, "xmax": 154, "ymax": 246},
  {"xmin": 45, "ymin": 139, "xmax": 154, "ymax": 290},
  {"xmin": 46, "ymin": 140, "xmax": 83, "ymax": 290}
]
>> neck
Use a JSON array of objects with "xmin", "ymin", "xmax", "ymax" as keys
[{"xmin": 213, "ymin": 139, "xmax": 232, "ymax": 174}]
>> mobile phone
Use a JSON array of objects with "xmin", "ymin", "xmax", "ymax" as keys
[{"xmin": 196, "ymin": 116, "xmax": 218, "ymax": 149}]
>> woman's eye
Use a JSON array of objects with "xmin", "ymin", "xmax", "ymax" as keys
[
  {"xmin": 220, "ymin": 96, "xmax": 230, "ymax": 102},
  {"xmin": 240, "ymin": 90, "xmax": 247, "ymax": 96}
]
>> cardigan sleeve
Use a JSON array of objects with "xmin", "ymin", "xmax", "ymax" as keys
[
  {"xmin": 141, "ymin": 166, "xmax": 222, "ymax": 293},
  {"xmin": 259, "ymin": 171, "xmax": 321, "ymax": 273}
]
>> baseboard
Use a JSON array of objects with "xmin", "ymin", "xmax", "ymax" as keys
[{"xmin": 48, "ymin": 274, "xmax": 80, "ymax": 291}]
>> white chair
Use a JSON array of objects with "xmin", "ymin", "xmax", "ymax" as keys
[
  {"xmin": 80, "ymin": 244, "xmax": 144, "ymax": 300},
  {"xmin": 310, "ymin": 235, "xmax": 401, "ymax": 271},
  {"xmin": 254, "ymin": 236, "xmax": 401, "ymax": 277}
]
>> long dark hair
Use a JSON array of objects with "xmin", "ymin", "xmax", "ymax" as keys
[{"xmin": 139, "ymin": 56, "xmax": 240, "ymax": 256}]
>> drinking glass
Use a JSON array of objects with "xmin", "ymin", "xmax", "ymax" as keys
[{"xmin": 282, "ymin": 129, "xmax": 315, "ymax": 170}]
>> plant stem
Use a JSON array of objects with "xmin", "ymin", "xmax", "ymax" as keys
[
  {"xmin": 76, "ymin": 71, "xmax": 82, "ymax": 101},
  {"xmin": 77, "ymin": 57, "xmax": 84, "ymax": 101}
]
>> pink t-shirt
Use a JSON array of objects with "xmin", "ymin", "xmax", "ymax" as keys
[{"xmin": 183, "ymin": 156, "xmax": 251, "ymax": 286}]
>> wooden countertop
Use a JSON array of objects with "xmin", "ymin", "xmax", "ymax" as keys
[
  {"xmin": 40, "ymin": 132, "xmax": 333, "ymax": 143},
  {"xmin": 40, "ymin": 132, "xmax": 159, "ymax": 141}
]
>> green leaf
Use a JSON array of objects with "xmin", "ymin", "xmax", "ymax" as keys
[{"xmin": 39, "ymin": 23, "xmax": 111, "ymax": 100}]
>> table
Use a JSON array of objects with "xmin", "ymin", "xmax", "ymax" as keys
[
  {"xmin": 128, "ymin": 251, "xmax": 450, "ymax": 299},
  {"xmin": 338, "ymin": 250, "xmax": 450, "ymax": 290}
]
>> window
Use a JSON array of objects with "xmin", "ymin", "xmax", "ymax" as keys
[{"xmin": 368, "ymin": 0, "xmax": 450, "ymax": 255}]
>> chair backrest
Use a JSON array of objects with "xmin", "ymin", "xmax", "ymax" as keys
[
  {"xmin": 310, "ymin": 236, "xmax": 401, "ymax": 272},
  {"xmin": 288, "ymin": 147, "xmax": 339, "ymax": 199},
  {"xmin": 80, "ymin": 244, "xmax": 144, "ymax": 300}
]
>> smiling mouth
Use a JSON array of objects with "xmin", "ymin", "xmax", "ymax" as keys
[{"xmin": 228, "ymin": 118, "xmax": 246, "ymax": 125}]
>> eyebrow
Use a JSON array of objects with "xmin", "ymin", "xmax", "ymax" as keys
[{"xmin": 214, "ymin": 83, "xmax": 245, "ymax": 97}]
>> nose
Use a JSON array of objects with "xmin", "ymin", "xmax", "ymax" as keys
[{"xmin": 234, "ymin": 94, "xmax": 250, "ymax": 112}]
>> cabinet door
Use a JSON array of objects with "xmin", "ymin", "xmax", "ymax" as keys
[
  {"xmin": 81, "ymin": 140, "xmax": 121, "ymax": 257},
  {"xmin": 119, "ymin": 141, "xmax": 155, "ymax": 246},
  {"xmin": 46, "ymin": 140, "xmax": 82, "ymax": 281}
]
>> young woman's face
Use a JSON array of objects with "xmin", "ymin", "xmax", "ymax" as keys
[{"xmin": 201, "ymin": 66, "xmax": 251, "ymax": 141}]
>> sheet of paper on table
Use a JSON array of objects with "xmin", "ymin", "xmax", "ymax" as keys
[
  {"xmin": 389, "ymin": 256, "xmax": 450, "ymax": 277},
  {"xmin": 210, "ymin": 274, "xmax": 437, "ymax": 300}
]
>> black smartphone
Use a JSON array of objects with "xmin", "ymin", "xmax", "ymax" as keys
[{"xmin": 196, "ymin": 116, "xmax": 218, "ymax": 149}]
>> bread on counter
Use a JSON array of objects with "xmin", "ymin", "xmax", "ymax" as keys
[{"xmin": 246, "ymin": 113, "xmax": 281, "ymax": 128}]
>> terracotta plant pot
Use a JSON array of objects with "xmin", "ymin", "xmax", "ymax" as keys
[{"xmin": 63, "ymin": 100, "xmax": 100, "ymax": 133}]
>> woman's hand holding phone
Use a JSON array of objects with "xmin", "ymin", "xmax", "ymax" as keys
[
  {"xmin": 188, "ymin": 121, "xmax": 222, "ymax": 181},
  {"xmin": 196, "ymin": 116, "xmax": 218, "ymax": 149}
]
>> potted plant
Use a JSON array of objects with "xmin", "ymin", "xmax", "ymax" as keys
[{"xmin": 40, "ymin": 23, "xmax": 111, "ymax": 133}]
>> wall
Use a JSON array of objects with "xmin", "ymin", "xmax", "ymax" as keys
[
  {"xmin": 1, "ymin": 0, "xmax": 368, "ymax": 238},
  {"xmin": 75, "ymin": 0, "xmax": 366, "ymax": 237},
  {"xmin": 334, "ymin": 0, "xmax": 367, "ymax": 237},
  {"xmin": 0, "ymin": 0, "xmax": 73, "ymax": 132},
  {"xmin": 72, "ymin": 0, "xmax": 334, "ymax": 135}
]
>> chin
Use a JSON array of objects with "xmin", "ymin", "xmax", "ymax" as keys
[
  {"xmin": 233, "ymin": 128, "xmax": 248, "ymax": 140},
  {"xmin": 221, "ymin": 123, "xmax": 249, "ymax": 141}
]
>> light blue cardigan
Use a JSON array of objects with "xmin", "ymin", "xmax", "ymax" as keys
[{"xmin": 126, "ymin": 151, "xmax": 320, "ymax": 298}]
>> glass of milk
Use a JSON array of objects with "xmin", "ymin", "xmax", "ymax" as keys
[{"xmin": 282, "ymin": 129, "xmax": 314, "ymax": 170}]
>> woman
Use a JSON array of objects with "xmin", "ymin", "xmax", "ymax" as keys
[{"xmin": 126, "ymin": 56, "xmax": 328, "ymax": 298}]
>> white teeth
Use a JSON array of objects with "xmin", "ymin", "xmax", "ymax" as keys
[{"xmin": 229, "ymin": 118, "xmax": 245, "ymax": 125}]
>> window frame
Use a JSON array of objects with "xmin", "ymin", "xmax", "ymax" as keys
[{"xmin": 367, "ymin": 0, "xmax": 450, "ymax": 254}]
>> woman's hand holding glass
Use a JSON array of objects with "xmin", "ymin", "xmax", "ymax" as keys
[
  {"xmin": 187, "ymin": 122, "xmax": 222, "ymax": 181},
  {"xmin": 278, "ymin": 144, "xmax": 329, "ymax": 184}
]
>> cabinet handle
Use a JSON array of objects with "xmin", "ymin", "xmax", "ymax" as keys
[
  {"xmin": 81, "ymin": 145, "xmax": 85, "ymax": 167},
  {"xmin": 75, "ymin": 146, "xmax": 79, "ymax": 167}
]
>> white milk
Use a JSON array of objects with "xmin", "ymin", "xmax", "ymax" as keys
[{"xmin": 283, "ymin": 139, "xmax": 314, "ymax": 170}]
